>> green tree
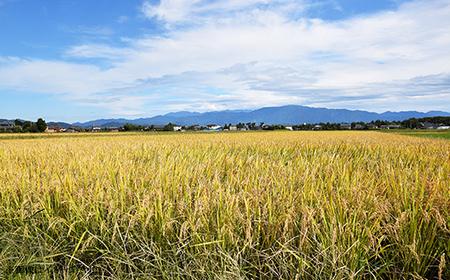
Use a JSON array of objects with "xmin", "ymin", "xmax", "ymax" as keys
[
  {"xmin": 36, "ymin": 118, "xmax": 47, "ymax": 132},
  {"xmin": 29, "ymin": 123, "xmax": 39, "ymax": 133},
  {"xmin": 163, "ymin": 123, "xmax": 175, "ymax": 131},
  {"xmin": 22, "ymin": 121, "xmax": 31, "ymax": 131},
  {"xmin": 14, "ymin": 119, "xmax": 23, "ymax": 126},
  {"xmin": 123, "ymin": 123, "xmax": 138, "ymax": 131}
]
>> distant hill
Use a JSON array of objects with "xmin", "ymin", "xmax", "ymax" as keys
[
  {"xmin": 73, "ymin": 105, "xmax": 450, "ymax": 127},
  {"xmin": 4, "ymin": 106, "xmax": 450, "ymax": 127},
  {"xmin": 47, "ymin": 122, "xmax": 72, "ymax": 129},
  {"xmin": 72, "ymin": 118, "xmax": 132, "ymax": 127},
  {"xmin": 163, "ymin": 111, "xmax": 202, "ymax": 118},
  {"xmin": 101, "ymin": 122, "xmax": 125, "ymax": 128}
]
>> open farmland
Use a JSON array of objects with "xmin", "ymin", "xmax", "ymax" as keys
[
  {"xmin": 385, "ymin": 129, "xmax": 450, "ymax": 141},
  {"xmin": 0, "ymin": 131, "xmax": 449, "ymax": 279}
]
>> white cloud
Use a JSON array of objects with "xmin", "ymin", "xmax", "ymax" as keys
[
  {"xmin": 117, "ymin": 15, "xmax": 129, "ymax": 23},
  {"xmin": 65, "ymin": 44, "xmax": 134, "ymax": 60},
  {"xmin": 135, "ymin": 0, "xmax": 450, "ymax": 86},
  {"xmin": 1, "ymin": 0, "xmax": 450, "ymax": 118},
  {"xmin": 0, "ymin": 58, "xmax": 105, "ymax": 95}
]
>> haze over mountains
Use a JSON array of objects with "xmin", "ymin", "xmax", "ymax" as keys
[
  {"xmin": 67, "ymin": 106, "xmax": 450, "ymax": 128},
  {"xmin": 3, "ymin": 105, "xmax": 450, "ymax": 128}
]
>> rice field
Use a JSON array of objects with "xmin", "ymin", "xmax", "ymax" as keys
[
  {"xmin": 0, "ymin": 131, "xmax": 449, "ymax": 279},
  {"xmin": 387, "ymin": 129, "xmax": 450, "ymax": 140}
]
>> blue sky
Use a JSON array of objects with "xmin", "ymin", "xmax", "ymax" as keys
[{"xmin": 1, "ymin": 0, "xmax": 449, "ymax": 122}]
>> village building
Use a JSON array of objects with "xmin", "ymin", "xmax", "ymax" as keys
[
  {"xmin": 66, "ymin": 125, "xmax": 82, "ymax": 133},
  {"xmin": 173, "ymin": 125, "xmax": 183, "ymax": 131},
  {"xmin": 91, "ymin": 125, "xmax": 102, "ymax": 132},
  {"xmin": 284, "ymin": 125, "xmax": 294, "ymax": 131},
  {"xmin": 0, "ymin": 120, "xmax": 15, "ymax": 131},
  {"xmin": 45, "ymin": 124, "xmax": 61, "ymax": 133},
  {"xmin": 206, "ymin": 124, "xmax": 222, "ymax": 130},
  {"xmin": 340, "ymin": 123, "xmax": 351, "ymax": 129},
  {"xmin": 387, "ymin": 124, "xmax": 401, "ymax": 129}
]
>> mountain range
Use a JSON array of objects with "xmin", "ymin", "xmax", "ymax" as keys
[
  {"xmin": 70, "ymin": 105, "xmax": 450, "ymax": 127},
  {"xmin": 3, "ymin": 105, "xmax": 450, "ymax": 128}
]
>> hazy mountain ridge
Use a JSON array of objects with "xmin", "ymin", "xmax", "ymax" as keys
[
  {"xmin": 3, "ymin": 106, "xmax": 450, "ymax": 127},
  {"xmin": 47, "ymin": 122, "xmax": 72, "ymax": 129},
  {"xmin": 69, "ymin": 105, "xmax": 450, "ymax": 127}
]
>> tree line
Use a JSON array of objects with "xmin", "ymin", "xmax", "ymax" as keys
[
  {"xmin": 0, "ymin": 118, "xmax": 47, "ymax": 133},
  {"xmin": 294, "ymin": 116, "xmax": 450, "ymax": 130},
  {"xmin": 2, "ymin": 116, "xmax": 449, "ymax": 133}
]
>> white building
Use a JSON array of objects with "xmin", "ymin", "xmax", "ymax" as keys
[{"xmin": 206, "ymin": 124, "xmax": 222, "ymax": 130}]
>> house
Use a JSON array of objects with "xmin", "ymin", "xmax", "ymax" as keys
[
  {"xmin": 437, "ymin": 126, "xmax": 450, "ymax": 130},
  {"xmin": 284, "ymin": 125, "xmax": 293, "ymax": 131},
  {"xmin": 45, "ymin": 124, "xmax": 61, "ymax": 133},
  {"xmin": 45, "ymin": 127, "xmax": 56, "ymax": 133},
  {"xmin": 421, "ymin": 122, "xmax": 440, "ymax": 129},
  {"xmin": 340, "ymin": 123, "xmax": 351, "ymax": 129},
  {"xmin": 66, "ymin": 125, "xmax": 81, "ymax": 133},
  {"xmin": 91, "ymin": 125, "xmax": 102, "ymax": 132},
  {"xmin": 229, "ymin": 125, "xmax": 237, "ymax": 131},
  {"xmin": 368, "ymin": 124, "xmax": 378, "ymax": 129},
  {"xmin": 387, "ymin": 125, "xmax": 401, "ymax": 129},
  {"xmin": 355, "ymin": 124, "xmax": 364, "ymax": 129},
  {"xmin": 173, "ymin": 125, "xmax": 183, "ymax": 131},
  {"xmin": 313, "ymin": 124, "xmax": 322, "ymax": 130},
  {"xmin": 0, "ymin": 120, "xmax": 15, "ymax": 131},
  {"xmin": 206, "ymin": 124, "xmax": 222, "ymax": 130}
]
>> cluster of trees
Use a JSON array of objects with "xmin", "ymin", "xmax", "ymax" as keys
[
  {"xmin": 263, "ymin": 124, "xmax": 287, "ymax": 130},
  {"xmin": 3, "ymin": 116, "xmax": 449, "ymax": 134},
  {"xmin": 293, "ymin": 120, "xmax": 400, "ymax": 130},
  {"xmin": 150, "ymin": 123, "xmax": 186, "ymax": 131},
  {"xmin": 401, "ymin": 116, "xmax": 450, "ymax": 128},
  {"xmin": 0, "ymin": 119, "xmax": 47, "ymax": 133},
  {"xmin": 293, "ymin": 122, "xmax": 369, "ymax": 130},
  {"xmin": 123, "ymin": 123, "xmax": 186, "ymax": 131},
  {"xmin": 162, "ymin": 123, "xmax": 179, "ymax": 131},
  {"xmin": 293, "ymin": 116, "xmax": 450, "ymax": 130},
  {"xmin": 222, "ymin": 122, "xmax": 258, "ymax": 130},
  {"xmin": 153, "ymin": 117, "xmax": 450, "ymax": 131},
  {"xmin": 122, "ymin": 123, "xmax": 146, "ymax": 131}
]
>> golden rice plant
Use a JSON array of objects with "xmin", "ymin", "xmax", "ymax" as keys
[{"xmin": 0, "ymin": 131, "xmax": 449, "ymax": 279}]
